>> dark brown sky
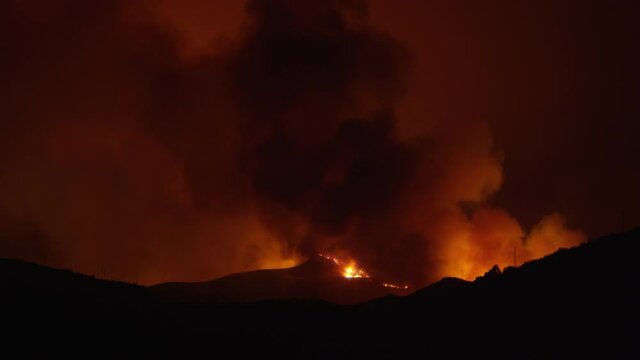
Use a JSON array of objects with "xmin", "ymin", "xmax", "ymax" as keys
[{"xmin": 1, "ymin": 0, "xmax": 638, "ymax": 285}]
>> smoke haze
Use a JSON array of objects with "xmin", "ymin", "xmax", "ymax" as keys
[{"xmin": 1, "ymin": 0, "xmax": 637, "ymax": 286}]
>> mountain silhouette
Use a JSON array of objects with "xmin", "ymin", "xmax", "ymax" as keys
[
  {"xmin": 2, "ymin": 228, "xmax": 639, "ymax": 358},
  {"xmin": 150, "ymin": 255, "xmax": 406, "ymax": 304}
]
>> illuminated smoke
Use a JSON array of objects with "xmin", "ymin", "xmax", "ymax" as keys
[{"xmin": 3, "ymin": 0, "xmax": 621, "ymax": 288}]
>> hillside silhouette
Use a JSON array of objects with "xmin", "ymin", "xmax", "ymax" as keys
[
  {"xmin": 2, "ymin": 228, "xmax": 639, "ymax": 358},
  {"xmin": 150, "ymin": 255, "xmax": 408, "ymax": 304}
]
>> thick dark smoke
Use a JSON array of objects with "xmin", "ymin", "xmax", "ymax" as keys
[
  {"xmin": 4, "ymin": 0, "xmax": 636, "ymax": 286},
  {"xmin": 228, "ymin": 0, "xmax": 419, "ymax": 271}
]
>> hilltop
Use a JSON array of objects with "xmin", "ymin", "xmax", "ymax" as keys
[{"xmin": 2, "ymin": 228, "xmax": 639, "ymax": 358}]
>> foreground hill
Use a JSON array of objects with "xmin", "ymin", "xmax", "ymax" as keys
[
  {"xmin": 150, "ymin": 255, "xmax": 408, "ymax": 304},
  {"xmin": 2, "ymin": 228, "xmax": 639, "ymax": 358}
]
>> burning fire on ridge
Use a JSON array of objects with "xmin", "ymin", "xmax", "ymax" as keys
[
  {"xmin": 342, "ymin": 264, "xmax": 369, "ymax": 279},
  {"xmin": 382, "ymin": 283, "xmax": 409, "ymax": 290},
  {"xmin": 318, "ymin": 254, "xmax": 410, "ymax": 289},
  {"xmin": 318, "ymin": 254, "xmax": 370, "ymax": 279}
]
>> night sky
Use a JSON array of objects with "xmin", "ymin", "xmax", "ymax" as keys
[{"xmin": 1, "ymin": 0, "xmax": 638, "ymax": 286}]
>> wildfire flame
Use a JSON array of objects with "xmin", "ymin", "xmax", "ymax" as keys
[
  {"xmin": 318, "ymin": 253, "xmax": 370, "ymax": 279},
  {"xmin": 342, "ymin": 263, "xmax": 369, "ymax": 278},
  {"xmin": 382, "ymin": 282, "xmax": 409, "ymax": 290},
  {"xmin": 318, "ymin": 253, "xmax": 411, "ymax": 293}
]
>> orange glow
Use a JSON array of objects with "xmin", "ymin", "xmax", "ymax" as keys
[
  {"xmin": 3, "ymin": 0, "xmax": 616, "ymax": 290},
  {"xmin": 318, "ymin": 254, "xmax": 370, "ymax": 279},
  {"xmin": 382, "ymin": 282, "xmax": 409, "ymax": 289},
  {"xmin": 342, "ymin": 263, "xmax": 369, "ymax": 279},
  {"xmin": 436, "ymin": 210, "xmax": 586, "ymax": 281}
]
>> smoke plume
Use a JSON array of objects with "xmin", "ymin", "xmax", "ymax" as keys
[{"xmin": 10, "ymin": 0, "xmax": 640, "ymax": 286}]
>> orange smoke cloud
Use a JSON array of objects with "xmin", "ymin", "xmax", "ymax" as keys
[
  {"xmin": 2, "ymin": 0, "xmax": 626, "ymax": 289},
  {"xmin": 435, "ymin": 209, "xmax": 585, "ymax": 282},
  {"xmin": 524, "ymin": 213, "xmax": 586, "ymax": 260}
]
